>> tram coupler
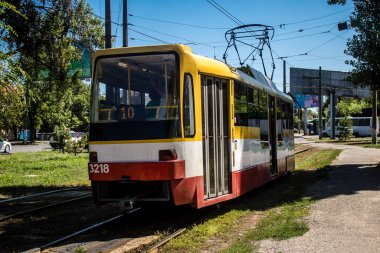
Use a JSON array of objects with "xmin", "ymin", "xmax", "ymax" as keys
[{"xmin": 119, "ymin": 196, "xmax": 139, "ymax": 211}]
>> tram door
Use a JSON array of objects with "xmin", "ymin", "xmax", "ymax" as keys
[
  {"xmin": 268, "ymin": 96, "xmax": 278, "ymax": 175},
  {"xmin": 201, "ymin": 76, "xmax": 230, "ymax": 199}
]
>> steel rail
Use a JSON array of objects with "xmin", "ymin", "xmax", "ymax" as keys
[
  {"xmin": 0, "ymin": 188, "xmax": 79, "ymax": 204},
  {"xmin": 39, "ymin": 207, "xmax": 141, "ymax": 250},
  {"xmin": 0, "ymin": 194, "xmax": 92, "ymax": 222},
  {"xmin": 144, "ymin": 227, "xmax": 187, "ymax": 253},
  {"xmin": 295, "ymin": 147, "xmax": 314, "ymax": 154},
  {"xmin": 143, "ymin": 210, "xmax": 217, "ymax": 253}
]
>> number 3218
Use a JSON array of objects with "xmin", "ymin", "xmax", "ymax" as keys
[{"xmin": 89, "ymin": 163, "xmax": 110, "ymax": 173}]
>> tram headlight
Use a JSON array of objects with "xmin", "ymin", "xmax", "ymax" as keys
[
  {"xmin": 159, "ymin": 149, "xmax": 177, "ymax": 161},
  {"xmin": 89, "ymin": 152, "xmax": 98, "ymax": 162}
]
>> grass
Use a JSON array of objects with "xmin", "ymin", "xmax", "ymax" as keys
[
  {"xmin": 296, "ymin": 149, "xmax": 341, "ymax": 170},
  {"xmin": 162, "ymin": 147, "xmax": 341, "ymax": 253},
  {"xmin": 0, "ymin": 151, "xmax": 89, "ymax": 197},
  {"xmin": 162, "ymin": 209, "xmax": 250, "ymax": 253},
  {"xmin": 307, "ymin": 136, "xmax": 380, "ymax": 149},
  {"xmin": 221, "ymin": 198, "xmax": 312, "ymax": 253},
  {"xmin": 221, "ymin": 148, "xmax": 341, "ymax": 253},
  {"xmin": 362, "ymin": 144, "xmax": 380, "ymax": 149}
]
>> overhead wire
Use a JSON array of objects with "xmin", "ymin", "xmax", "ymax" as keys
[
  {"xmin": 275, "ymin": 6, "xmax": 353, "ymax": 28},
  {"xmin": 130, "ymin": 38, "xmax": 166, "ymax": 44},
  {"xmin": 130, "ymin": 23, "xmax": 214, "ymax": 47},
  {"xmin": 306, "ymin": 30, "xmax": 350, "ymax": 54},
  {"xmin": 91, "ymin": 0, "xmax": 351, "ymax": 75},
  {"xmin": 206, "ymin": 0, "xmax": 245, "ymax": 26},
  {"xmin": 276, "ymin": 21, "xmax": 339, "ymax": 37},
  {"xmin": 114, "ymin": 0, "xmax": 122, "ymax": 44},
  {"xmin": 91, "ymin": 13, "xmax": 169, "ymax": 44},
  {"xmin": 128, "ymin": 27, "xmax": 169, "ymax": 44},
  {"xmin": 128, "ymin": 13, "xmax": 228, "ymax": 30},
  {"xmin": 272, "ymin": 30, "xmax": 332, "ymax": 42}
]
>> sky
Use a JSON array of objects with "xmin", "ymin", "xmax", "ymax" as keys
[{"xmin": 86, "ymin": 0, "xmax": 355, "ymax": 90}]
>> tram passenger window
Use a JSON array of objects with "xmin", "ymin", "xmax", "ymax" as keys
[
  {"xmin": 234, "ymin": 82, "xmax": 248, "ymax": 126},
  {"xmin": 285, "ymin": 102, "xmax": 294, "ymax": 129},
  {"xmin": 247, "ymin": 87, "xmax": 259, "ymax": 127},
  {"xmin": 253, "ymin": 88, "xmax": 259, "ymax": 106},
  {"xmin": 259, "ymin": 92, "xmax": 269, "ymax": 147},
  {"xmin": 277, "ymin": 100, "xmax": 284, "ymax": 142},
  {"xmin": 183, "ymin": 74, "xmax": 195, "ymax": 137}
]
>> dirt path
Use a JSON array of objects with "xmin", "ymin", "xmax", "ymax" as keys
[{"xmin": 258, "ymin": 137, "xmax": 380, "ymax": 253}]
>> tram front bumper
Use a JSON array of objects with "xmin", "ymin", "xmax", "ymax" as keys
[{"xmin": 88, "ymin": 160, "xmax": 185, "ymax": 181}]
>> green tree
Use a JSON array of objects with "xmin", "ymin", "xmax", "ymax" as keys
[
  {"xmin": 336, "ymin": 97, "xmax": 370, "ymax": 117},
  {"xmin": 337, "ymin": 116, "xmax": 353, "ymax": 140},
  {"xmin": 0, "ymin": 83, "xmax": 24, "ymax": 137},
  {"xmin": 328, "ymin": 0, "xmax": 379, "ymax": 144},
  {"xmin": 1, "ymin": 0, "xmax": 103, "ymax": 139}
]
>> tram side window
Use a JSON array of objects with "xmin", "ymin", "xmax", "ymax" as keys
[
  {"xmin": 285, "ymin": 102, "xmax": 293, "ymax": 129},
  {"xmin": 234, "ymin": 82, "xmax": 248, "ymax": 126},
  {"xmin": 183, "ymin": 74, "xmax": 195, "ymax": 137},
  {"xmin": 247, "ymin": 87, "xmax": 260, "ymax": 127},
  {"xmin": 277, "ymin": 99, "xmax": 285, "ymax": 142},
  {"xmin": 119, "ymin": 89, "xmax": 142, "ymax": 105},
  {"xmin": 259, "ymin": 92, "xmax": 269, "ymax": 148}
]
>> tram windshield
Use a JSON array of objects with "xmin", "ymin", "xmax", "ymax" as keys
[{"xmin": 90, "ymin": 53, "xmax": 180, "ymax": 140}]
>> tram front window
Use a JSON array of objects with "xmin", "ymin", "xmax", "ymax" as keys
[{"xmin": 90, "ymin": 53, "xmax": 181, "ymax": 140}]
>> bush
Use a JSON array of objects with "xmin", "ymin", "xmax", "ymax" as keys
[
  {"xmin": 51, "ymin": 126, "xmax": 70, "ymax": 149},
  {"xmin": 51, "ymin": 126, "xmax": 88, "ymax": 155},
  {"xmin": 64, "ymin": 133, "xmax": 88, "ymax": 155},
  {"xmin": 337, "ymin": 116, "xmax": 353, "ymax": 140}
]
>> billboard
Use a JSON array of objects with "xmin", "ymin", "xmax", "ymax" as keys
[
  {"xmin": 289, "ymin": 67, "xmax": 370, "ymax": 98},
  {"xmin": 294, "ymin": 94, "xmax": 319, "ymax": 108},
  {"xmin": 69, "ymin": 46, "xmax": 91, "ymax": 79}
]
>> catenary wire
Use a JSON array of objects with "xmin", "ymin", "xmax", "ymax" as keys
[{"xmin": 128, "ymin": 13, "xmax": 228, "ymax": 30}]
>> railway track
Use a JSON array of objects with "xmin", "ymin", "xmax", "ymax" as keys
[
  {"xmin": 295, "ymin": 147, "xmax": 314, "ymax": 154},
  {"xmin": 24, "ymin": 208, "xmax": 141, "ymax": 253},
  {"xmin": 20, "ymin": 205, "xmax": 213, "ymax": 253},
  {"xmin": 142, "ymin": 209, "xmax": 217, "ymax": 253},
  {"xmin": 0, "ymin": 188, "xmax": 92, "ymax": 222},
  {"xmin": 143, "ymin": 227, "xmax": 187, "ymax": 253}
]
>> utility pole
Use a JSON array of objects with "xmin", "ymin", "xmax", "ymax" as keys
[
  {"xmin": 318, "ymin": 66, "xmax": 323, "ymax": 139},
  {"xmin": 371, "ymin": 90, "xmax": 378, "ymax": 144},
  {"xmin": 283, "ymin": 60, "xmax": 286, "ymax": 93},
  {"xmin": 330, "ymin": 90, "xmax": 336, "ymax": 139},
  {"xmin": 304, "ymin": 107, "xmax": 308, "ymax": 135},
  {"xmin": 105, "ymin": 0, "xmax": 112, "ymax": 48},
  {"xmin": 23, "ymin": 84, "xmax": 29, "ymax": 144},
  {"xmin": 122, "ymin": 0, "xmax": 128, "ymax": 47}
]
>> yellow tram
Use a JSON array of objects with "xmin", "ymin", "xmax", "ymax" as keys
[{"xmin": 88, "ymin": 44, "xmax": 294, "ymax": 209}]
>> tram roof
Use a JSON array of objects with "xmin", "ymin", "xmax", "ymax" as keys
[
  {"xmin": 93, "ymin": 44, "xmax": 292, "ymax": 103},
  {"xmin": 191, "ymin": 52, "xmax": 292, "ymax": 103}
]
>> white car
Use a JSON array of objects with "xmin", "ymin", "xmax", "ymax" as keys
[
  {"xmin": 49, "ymin": 130, "xmax": 81, "ymax": 149},
  {"xmin": 0, "ymin": 139, "xmax": 12, "ymax": 153}
]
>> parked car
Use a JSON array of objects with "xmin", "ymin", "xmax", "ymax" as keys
[
  {"xmin": 322, "ymin": 126, "xmax": 353, "ymax": 138},
  {"xmin": 49, "ymin": 130, "xmax": 80, "ymax": 149},
  {"xmin": 0, "ymin": 139, "xmax": 12, "ymax": 153}
]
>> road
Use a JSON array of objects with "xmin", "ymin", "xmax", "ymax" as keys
[
  {"xmin": 9, "ymin": 141, "xmax": 52, "ymax": 153},
  {"xmin": 258, "ymin": 135, "xmax": 380, "ymax": 253}
]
